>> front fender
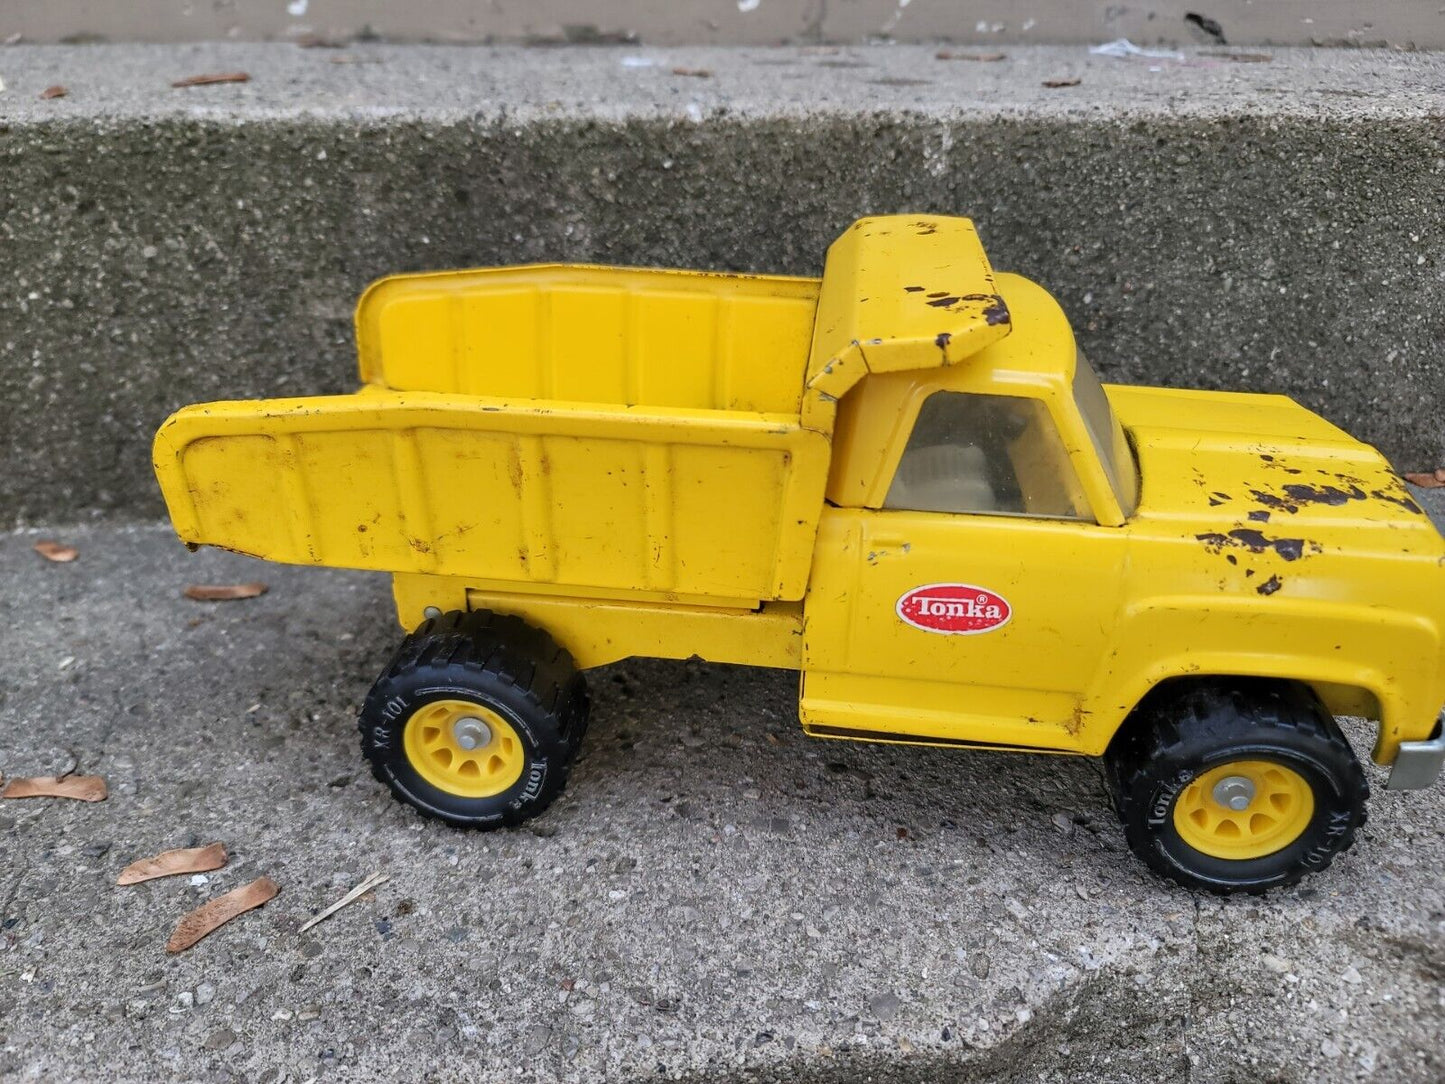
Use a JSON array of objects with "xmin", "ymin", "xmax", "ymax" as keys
[{"xmin": 1078, "ymin": 594, "xmax": 1443, "ymax": 762}]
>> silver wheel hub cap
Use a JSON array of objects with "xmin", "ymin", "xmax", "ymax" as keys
[
  {"xmin": 452, "ymin": 717, "xmax": 492, "ymax": 751},
  {"xmin": 1212, "ymin": 775, "xmax": 1256, "ymax": 812}
]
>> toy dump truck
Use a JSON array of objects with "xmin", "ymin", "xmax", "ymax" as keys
[{"xmin": 154, "ymin": 216, "xmax": 1445, "ymax": 893}]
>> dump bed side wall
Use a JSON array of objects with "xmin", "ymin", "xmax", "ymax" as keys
[
  {"xmin": 154, "ymin": 392, "xmax": 830, "ymax": 603},
  {"xmin": 356, "ymin": 265, "xmax": 820, "ymax": 414}
]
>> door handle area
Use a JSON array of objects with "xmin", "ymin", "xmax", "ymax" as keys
[{"xmin": 864, "ymin": 536, "xmax": 913, "ymax": 558}]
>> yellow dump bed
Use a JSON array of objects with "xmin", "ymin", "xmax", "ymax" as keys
[
  {"xmin": 155, "ymin": 217, "xmax": 1010, "ymax": 605},
  {"xmin": 156, "ymin": 266, "xmax": 826, "ymax": 604}
]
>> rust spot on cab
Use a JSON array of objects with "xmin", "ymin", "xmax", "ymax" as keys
[
  {"xmin": 1250, "ymin": 490, "xmax": 1299, "ymax": 514},
  {"xmin": 1371, "ymin": 488, "xmax": 1424, "ymax": 515},
  {"xmin": 1281, "ymin": 482, "xmax": 1366, "ymax": 506},
  {"xmin": 1195, "ymin": 528, "xmax": 1319, "ymax": 562},
  {"xmin": 922, "ymin": 292, "xmax": 1011, "ymax": 326}
]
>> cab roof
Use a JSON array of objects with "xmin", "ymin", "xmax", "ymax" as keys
[{"xmin": 802, "ymin": 215, "xmax": 1015, "ymax": 428}]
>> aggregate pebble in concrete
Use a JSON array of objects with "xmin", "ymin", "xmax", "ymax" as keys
[
  {"xmin": 1, "ymin": 501, "xmax": 1443, "ymax": 1081},
  {"xmin": 2, "ymin": 44, "xmax": 1444, "ymax": 526}
]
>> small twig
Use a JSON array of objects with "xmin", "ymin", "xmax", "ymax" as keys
[
  {"xmin": 935, "ymin": 50, "xmax": 1006, "ymax": 62},
  {"xmin": 171, "ymin": 72, "xmax": 251, "ymax": 88},
  {"xmin": 184, "ymin": 582, "xmax": 267, "ymax": 601},
  {"xmin": 299, "ymin": 872, "xmax": 390, "ymax": 934}
]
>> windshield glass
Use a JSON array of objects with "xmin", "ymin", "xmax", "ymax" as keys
[
  {"xmin": 884, "ymin": 391, "xmax": 1091, "ymax": 520},
  {"xmin": 1072, "ymin": 353, "xmax": 1139, "ymax": 516}
]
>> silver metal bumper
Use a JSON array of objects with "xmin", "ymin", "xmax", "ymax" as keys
[{"xmin": 1385, "ymin": 712, "xmax": 1445, "ymax": 791}]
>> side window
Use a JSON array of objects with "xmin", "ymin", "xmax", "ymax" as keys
[{"xmin": 883, "ymin": 391, "xmax": 1091, "ymax": 520}]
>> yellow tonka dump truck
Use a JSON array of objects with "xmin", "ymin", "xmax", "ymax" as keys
[{"xmin": 154, "ymin": 216, "xmax": 1445, "ymax": 893}]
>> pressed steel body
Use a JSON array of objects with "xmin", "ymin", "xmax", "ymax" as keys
[{"xmin": 154, "ymin": 216, "xmax": 1445, "ymax": 773}]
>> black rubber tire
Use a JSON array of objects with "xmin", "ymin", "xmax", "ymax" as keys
[
  {"xmin": 1105, "ymin": 680, "xmax": 1368, "ymax": 894},
  {"xmin": 358, "ymin": 609, "xmax": 589, "ymax": 828}
]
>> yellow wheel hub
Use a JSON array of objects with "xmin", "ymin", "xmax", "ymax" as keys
[
  {"xmin": 402, "ymin": 699, "xmax": 526, "ymax": 799},
  {"xmin": 1172, "ymin": 759, "xmax": 1315, "ymax": 860}
]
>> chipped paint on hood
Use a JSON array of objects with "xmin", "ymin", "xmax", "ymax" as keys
[{"xmin": 1109, "ymin": 384, "xmax": 1441, "ymax": 561}]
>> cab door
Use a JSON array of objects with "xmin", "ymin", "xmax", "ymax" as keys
[{"xmin": 801, "ymin": 388, "xmax": 1128, "ymax": 752}]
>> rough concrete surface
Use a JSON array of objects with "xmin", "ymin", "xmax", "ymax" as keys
[
  {"xmin": 1, "ymin": 489, "xmax": 1444, "ymax": 1082},
  {"xmin": 5, "ymin": 1, "xmax": 1443, "ymax": 49},
  {"xmin": 2, "ymin": 44, "xmax": 1444, "ymax": 527}
]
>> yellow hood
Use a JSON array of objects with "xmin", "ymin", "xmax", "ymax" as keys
[{"xmin": 1108, "ymin": 385, "xmax": 1443, "ymax": 562}]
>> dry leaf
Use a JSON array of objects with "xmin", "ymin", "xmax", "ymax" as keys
[
  {"xmin": 117, "ymin": 843, "xmax": 228, "ymax": 886},
  {"xmin": 33, "ymin": 540, "xmax": 78, "ymax": 562},
  {"xmin": 935, "ymin": 50, "xmax": 1006, "ymax": 62},
  {"xmin": 39, "ymin": 85, "xmax": 68, "ymax": 100},
  {"xmin": 171, "ymin": 72, "xmax": 251, "ymax": 88},
  {"xmin": 184, "ymin": 582, "xmax": 268, "ymax": 601},
  {"xmin": 671, "ymin": 67, "xmax": 712, "ymax": 78},
  {"xmin": 1042, "ymin": 78, "xmax": 1082, "ymax": 88},
  {"xmin": 1403, "ymin": 470, "xmax": 1445, "ymax": 489},
  {"xmin": 167, "ymin": 876, "xmax": 280, "ymax": 953},
  {"xmin": 1, "ymin": 775, "xmax": 107, "ymax": 802}
]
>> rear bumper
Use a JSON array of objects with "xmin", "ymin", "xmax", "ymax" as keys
[{"xmin": 1385, "ymin": 711, "xmax": 1445, "ymax": 790}]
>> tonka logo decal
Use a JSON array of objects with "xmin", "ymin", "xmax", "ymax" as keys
[{"xmin": 897, "ymin": 583, "xmax": 1012, "ymax": 635}]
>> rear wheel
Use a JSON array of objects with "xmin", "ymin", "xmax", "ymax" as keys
[
  {"xmin": 1106, "ymin": 681, "xmax": 1367, "ymax": 894},
  {"xmin": 358, "ymin": 610, "xmax": 589, "ymax": 828}
]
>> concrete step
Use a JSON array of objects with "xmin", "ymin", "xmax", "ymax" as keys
[
  {"xmin": 4, "ymin": 1, "xmax": 1444, "ymax": 48},
  {"xmin": 1, "ymin": 43, "xmax": 1443, "ymax": 524}
]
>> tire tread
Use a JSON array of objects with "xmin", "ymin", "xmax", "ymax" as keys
[
  {"xmin": 1109, "ymin": 680, "xmax": 1368, "ymax": 894},
  {"xmin": 358, "ymin": 609, "xmax": 590, "ymax": 828}
]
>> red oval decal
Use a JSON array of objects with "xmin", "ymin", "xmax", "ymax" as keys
[{"xmin": 896, "ymin": 583, "xmax": 1012, "ymax": 635}]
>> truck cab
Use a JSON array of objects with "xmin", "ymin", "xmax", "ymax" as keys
[{"xmin": 802, "ymin": 271, "xmax": 1138, "ymax": 754}]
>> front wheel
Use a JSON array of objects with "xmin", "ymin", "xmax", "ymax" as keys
[
  {"xmin": 1105, "ymin": 681, "xmax": 1367, "ymax": 894},
  {"xmin": 358, "ymin": 610, "xmax": 589, "ymax": 828}
]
